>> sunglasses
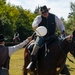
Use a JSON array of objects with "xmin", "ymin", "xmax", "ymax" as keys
[{"xmin": 41, "ymin": 10, "xmax": 48, "ymax": 14}]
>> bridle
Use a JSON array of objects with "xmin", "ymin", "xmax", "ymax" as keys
[
  {"xmin": 58, "ymin": 37, "xmax": 75, "ymax": 64},
  {"xmin": 70, "ymin": 37, "xmax": 75, "ymax": 57}
]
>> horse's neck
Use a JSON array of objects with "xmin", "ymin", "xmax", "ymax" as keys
[{"xmin": 60, "ymin": 39, "xmax": 71, "ymax": 54}]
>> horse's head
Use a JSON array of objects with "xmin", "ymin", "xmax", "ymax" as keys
[
  {"xmin": 64, "ymin": 30, "xmax": 75, "ymax": 58},
  {"xmin": 71, "ymin": 30, "xmax": 75, "ymax": 58}
]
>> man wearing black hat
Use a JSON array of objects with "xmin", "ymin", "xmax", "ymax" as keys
[
  {"xmin": 0, "ymin": 34, "xmax": 32, "ymax": 75},
  {"xmin": 26, "ymin": 5, "xmax": 66, "ymax": 72}
]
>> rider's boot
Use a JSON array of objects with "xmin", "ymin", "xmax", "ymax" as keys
[{"xmin": 26, "ymin": 44, "xmax": 40, "ymax": 72}]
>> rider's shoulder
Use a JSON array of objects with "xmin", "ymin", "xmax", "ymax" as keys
[
  {"xmin": 49, "ymin": 13, "xmax": 55, "ymax": 16},
  {"xmin": 35, "ymin": 15, "xmax": 41, "ymax": 19},
  {"xmin": 35, "ymin": 15, "xmax": 42, "ymax": 21}
]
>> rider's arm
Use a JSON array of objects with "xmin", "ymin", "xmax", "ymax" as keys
[
  {"xmin": 8, "ymin": 36, "xmax": 32, "ymax": 57},
  {"xmin": 32, "ymin": 15, "xmax": 42, "ymax": 31},
  {"xmin": 55, "ymin": 15, "xmax": 66, "ymax": 39},
  {"xmin": 55, "ymin": 15, "xmax": 65, "ymax": 33}
]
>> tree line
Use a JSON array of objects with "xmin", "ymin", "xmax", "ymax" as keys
[{"xmin": 0, "ymin": 0, "xmax": 75, "ymax": 42}]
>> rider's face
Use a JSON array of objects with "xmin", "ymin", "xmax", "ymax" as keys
[{"xmin": 41, "ymin": 10, "xmax": 49, "ymax": 18}]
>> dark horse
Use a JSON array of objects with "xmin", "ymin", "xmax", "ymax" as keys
[{"xmin": 23, "ymin": 31, "xmax": 75, "ymax": 75}]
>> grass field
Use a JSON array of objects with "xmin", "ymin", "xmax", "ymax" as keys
[{"xmin": 9, "ymin": 48, "xmax": 75, "ymax": 75}]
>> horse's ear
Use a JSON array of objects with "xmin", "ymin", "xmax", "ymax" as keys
[{"xmin": 73, "ymin": 30, "xmax": 75, "ymax": 37}]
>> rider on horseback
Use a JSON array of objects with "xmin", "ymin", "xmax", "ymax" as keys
[{"xmin": 26, "ymin": 5, "xmax": 66, "ymax": 72}]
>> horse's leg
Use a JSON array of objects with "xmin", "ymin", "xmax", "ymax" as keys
[
  {"xmin": 23, "ymin": 53, "xmax": 37, "ymax": 75},
  {"xmin": 60, "ymin": 65, "xmax": 70, "ymax": 75},
  {"xmin": 52, "ymin": 72, "xmax": 59, "ymax": 75},
  {"xmin": 47, "ymin": 70, "xmax": 60, "ymax": 75},
  {"xmin": 27, "ymin": 69, "xmax": 37, "ymax": 75},
  {"xmin": 23, "ymin": 51, "xmax": 30, "ymax": 75},
  {"xmin": 23, "ymin": 56, "xmax": 35, "ymax": 75},
  {"xmin": 34, "ymin": 69, "xmax": 38, "ymax": 75}
]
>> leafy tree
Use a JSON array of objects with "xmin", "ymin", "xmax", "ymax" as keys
[
  {"xmin": 66, "ymin": 2, "xmax": 75, "ymax": 34},
  {"xmin": 0, "ymin": 1, "xmax": 36, "ymax": 41},
  {"xmin": 34, "ymin": 5, "xmax": 40, "ymax": 15},
  {"xmin": 69, "ymin": 2, "xmax": 75, "ymax": 19}
]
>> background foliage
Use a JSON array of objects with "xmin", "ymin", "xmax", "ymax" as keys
[{"xmin": 0, "ymin": 0, "xmax": 75, "ymax": 41}]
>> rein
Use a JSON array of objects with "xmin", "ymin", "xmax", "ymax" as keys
[{"xmin": 58, "ymin": 39, "xmax": 75, "ymax": 64}]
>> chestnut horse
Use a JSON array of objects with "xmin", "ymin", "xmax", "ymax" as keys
[{"xmin": 23, "ymin": 31, "xmax": 75, "ymax": 75}]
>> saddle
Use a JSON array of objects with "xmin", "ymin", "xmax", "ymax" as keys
[
  {"xmin": 45, "ymin": 35, "xmax": 59, "ymax": 47},
  {"xmin": 27, "ymin": 35, "xmax": 59, "ymax": 55}
]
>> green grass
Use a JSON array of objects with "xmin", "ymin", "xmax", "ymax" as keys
[
  {"xmin": 9, "ymin": 48, "xmax": 24, "ymax": 75},
  {"xmin": 9, "ymin": 48, "xmax": 75, "ymax": 75},
  {"xmin": 66, "ymin": 53, "xmax": 75, "ymax": 75}
]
